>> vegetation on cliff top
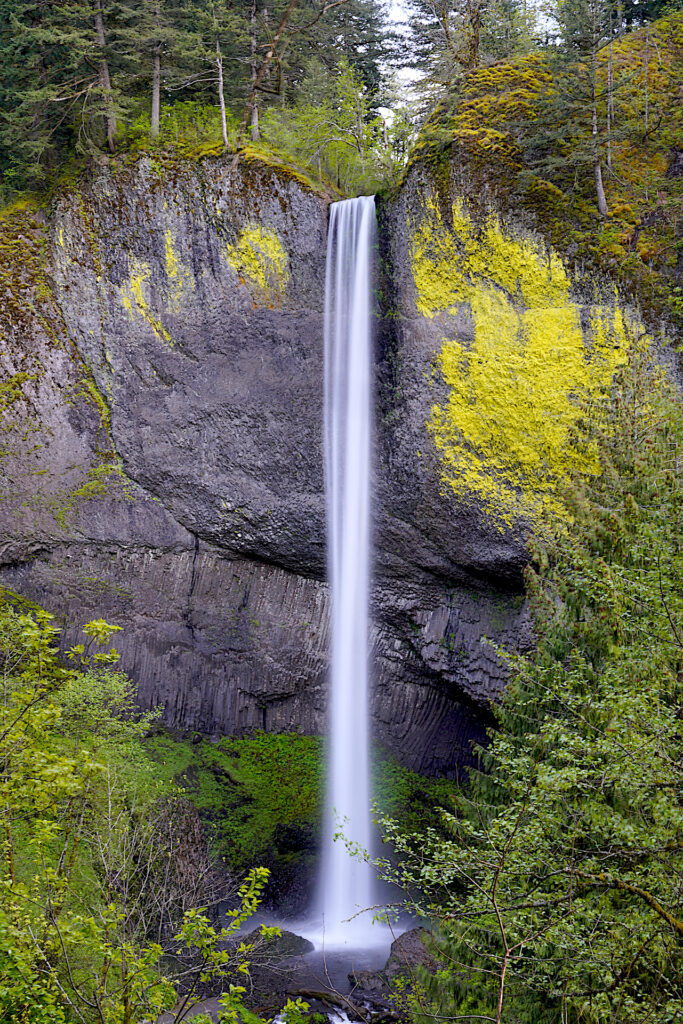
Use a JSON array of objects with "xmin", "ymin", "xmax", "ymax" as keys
[
  {"xmin": 411, "ymin": 10, "xmax": 683, "ymax": 332},
  {"xmin": 0, "ymin": 0, "xmax": 406, "ymax": 201}
]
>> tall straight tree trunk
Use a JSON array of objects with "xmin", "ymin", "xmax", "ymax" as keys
[
  {"xmin": 237, "ymin": 0, "xmax": 298, "ymax": 151},
  {"xmin": 591, "ymin": 48, "xmax": 608, "ymax": 217},
  {"xmin": 644, "ymin": 24, "xmax": 649, "ymax": 132},
  {"xmin": 216, "ymin": 34, "xmax": 228, "ymax": 149},
  {"xmin": 250, "ymin": 0, "xmax": 260, "ymax": 142},
  {"xmin": 150, "ymin": 3, "xmax": 161, "ymax": 140},
  {"xmin": 94, "ymin": 0, "xmax": 116, "ymax": 152},
  {"xmin": 607, "ymin": 33, "xmax": 613, "ymax": 169},
  {"xmin": 151, "ymin": 50, "xmax": 161, "ymax": 139}
]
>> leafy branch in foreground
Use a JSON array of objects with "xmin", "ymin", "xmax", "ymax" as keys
[{"xmin": 0, "ymin": 600, "xmax": 276, "ymax": 1023}]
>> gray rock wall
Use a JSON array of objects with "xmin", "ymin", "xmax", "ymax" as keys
[{"xmin": 0, "ymin": 153, "xmax": 530, "ymax": 775}]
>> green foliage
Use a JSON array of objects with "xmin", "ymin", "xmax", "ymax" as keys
[
  {"xmin": 147, "ymin": 731, "xmax": 456, "ymax": 880},
  {"xmin": 404, "ymin": 0, "xmax": 537, "ymax": 102},
  {"xmin": 377, "ymin": 339, "xmax": 683, "ymax": 1022},
  {"xmin": 0, "ymin": 598, "xmax": 269, "ymax": 1023},
  {"xmin": 412, "ymin": 12, "xmax": 683, "ymax": 331},
  {"xmin": 373, "ymin": 753, "xmax": 457, "ymax": 835},
  {"xmin": 260, "ymin": 58, "xmax": 400, "ymax": 195},
  {"xmin": 0, "ymin": 0, "xmax": 395, "ymax": 197},
  {"xmin": 124, "ymin": 100, "xmax": 238, "ymax": 153}
]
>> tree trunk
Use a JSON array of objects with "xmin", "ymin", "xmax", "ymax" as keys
[
  {"xmin": 151, "ymin": 50, "xmax": 161, "ymax": 139},
  {"xmin": 150, "ymin": 2, "xmax": 162, "ymax": 140},
  {"xmin": 94, "ymin": 0, "xmax": 116, "ymax": 152},
  {"xmin": 607, "ymin": 33, "xmax": 613, "ymax": 169},
  {"xmin": 216, "ymin": 35, "xmax": 228, "ymax": 149},
  {"xmin": 250, "ymin": 0, "xmax": 260, "ymax": 142},
  {"xmin": 592, "ymin": 55, "xmax": 608, "ymax": 217},
  {"xmin": 236, "ymin": 0, "xmax": 298, "ymax": 152},
  {"xmin": 593, "ymin": 138, "xmax": 608, "ymax": 216}
]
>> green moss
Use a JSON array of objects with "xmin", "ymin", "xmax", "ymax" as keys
[
  {"xmin": 145, "ymin": 731, "xmax": 456, "ymax": 874},
  {"xmin": 0, "ymin": 200, "xmax": 51, "ymax": 336},
  {"xmin": 49, "ymin": 461, "xmax": 133, "ymax": 530},
  {"xmin": 72, "ymin": 374, "xmax": 112, "ymax": 434},
  {"xmin": 0, "ymin": 585, "xmax": 44, "ymax": 612},
  {"xmin": 240, "ymin": 143, "xmax": 334, "ymax": 198},
  {"xmin": 74, "ymin": 190, "xmax": 105, "ymax": 281},
  {"xmin": 164, "ymin": 227, "xmax": 193, "ymax": 311},
  {"xmin": 120, "ymin": 258, "xmax": 174, "ymax": 345},
  {"xmin": 146, "ymin": 731, "xmax": 324, "ymax": 872},
  {"xmin": 411, "ymin": 13, "xmax": 683, "ymax": 334},
  {"xmin": 373, "ymin": 752, "xmax": 456, "ymax": 834},
  {"xmin": 0, "ymin": 372, "xmax": 38, "ymax": 412}
]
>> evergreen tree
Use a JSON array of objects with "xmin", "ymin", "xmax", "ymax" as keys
[
  {"xmin": 283, "ymin": 0, "xmax": 396, "ymax": 100},
  {"xmin": 0, "ymin": 0, "xmax": 124, "ymax": 184},
  {"xmin": 377, "ymin": 339, "xmax": 683, "ymax": 1023},
  {"xmin": 404, "ymin": 0, "xmax": 536, "ymax": 96},
  {"xmin": 555, "ymin": 0, "xmax": 616, "ymax": 215},
  {"xmin": 117, "ymin": 0, "xmax": 181, "ymax": 139}
]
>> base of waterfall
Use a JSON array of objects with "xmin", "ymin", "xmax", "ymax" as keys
[
  {"xmin": 295, "ymin": 913, "xmax": 394, "ymax": 953},
  {"xmin": 157, "ymin": 926, "xmax": 434, "ymax": 1024}
]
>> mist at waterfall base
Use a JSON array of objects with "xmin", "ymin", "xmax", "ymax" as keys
[{"xmin": 298, "ymin": 196, "xmax": 391, "ymax": 952}]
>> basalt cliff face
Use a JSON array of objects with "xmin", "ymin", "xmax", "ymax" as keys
[{"xmin": 0, "ymin": 152, "xmax": 538, "ymax": 775}]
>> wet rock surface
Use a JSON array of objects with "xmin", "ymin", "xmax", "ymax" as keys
[
  {"xmin": 0, "ymin": 152, "xmax": 531, "ymax": 774},
  {"xmin": 161, "ymin": 926, "xmax": 436, "ymax": 1022},
  {"xmin": 349, "ymin": 928, "xmax": 439, "ymax": 1004}
]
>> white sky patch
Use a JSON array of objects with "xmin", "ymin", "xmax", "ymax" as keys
[
  {"xmin": 383, "ymin": 0, "xmax": 424, "ymax": 92},
  {"xmin": 387, "ymin": 0, "xmax": 410, "ymax": 23}
]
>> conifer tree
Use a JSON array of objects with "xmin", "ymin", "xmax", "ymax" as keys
[
  {"xmin": 0, "ymin": 0, "xmax": 123, "ymax": 184},
  {"xmin": 555, "ymin": 0, "xmax": 614, "ymax": 214},
  {"xmin": 170, "ymin": 0, "xmax": 245, "ymax": 149},
  {"xmin": 377, "ymin": 341, "xmax": 683, "ymax": 1024},
  {"xmin": 404, "ymin": 0, "xmax": 535, "ymax": 94},
  {"xmin": 117, "ymin": 0, "xmax": 181, "ymax": 139}
]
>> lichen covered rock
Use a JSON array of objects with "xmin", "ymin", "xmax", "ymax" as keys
[{"xmin": 409, "ymin": 193, "xmax": 632, "ymax": 530}]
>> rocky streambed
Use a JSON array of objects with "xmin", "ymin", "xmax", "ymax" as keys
[{"xmin": 159, "ymin": 927, "xmax": 437, "ymax": 1023}]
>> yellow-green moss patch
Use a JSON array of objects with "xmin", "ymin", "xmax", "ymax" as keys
[
  {"xmin": 412, "ymin": 197, "xmax": 633, "ymax": 530},
  {"xmin": 226, "ymin": 223, "xmax": 290, "ymax": 306},
  {"xmin": 121, "ymin": 258, "xmax": 173, "ymax": 345},
  {"xmin": 164, "ymin": 228, "xmax": 193, "ymax": 312}
]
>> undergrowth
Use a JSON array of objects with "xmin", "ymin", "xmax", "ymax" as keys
[{"xmin": 146, "ymin": 731, "xmax": 456, "ymax": 875}]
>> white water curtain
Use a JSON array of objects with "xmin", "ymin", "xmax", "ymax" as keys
[{"xmin": 321, "ymin": 195, "xmax": 377, "ymax": 945}]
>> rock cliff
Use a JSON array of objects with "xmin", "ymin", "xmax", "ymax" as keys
[{"xmin": 0, "ymin": 149, "xmax": 566, "ymax": 775}]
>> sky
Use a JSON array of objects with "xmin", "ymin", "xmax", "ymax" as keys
[{"xmin": 387, "ymin": 0, "xmax": 410, "ymax": 23}]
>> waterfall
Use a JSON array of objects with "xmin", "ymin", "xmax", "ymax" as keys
[{"xmin": 319, "ymin": 195, "xmax": 377, "ymax": 947}]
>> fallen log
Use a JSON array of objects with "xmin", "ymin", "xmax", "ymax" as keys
[{"xmin": 288, "ymin": 987, "xmax": 369, "ymax": 1022}]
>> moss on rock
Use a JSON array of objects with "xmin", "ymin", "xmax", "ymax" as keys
[
  {"xmin": 146, "ymin": 730, "xmax": 456, "ymax": 879},
  {"xmin": 411, "ymin": 194, "xmax": 633, "ymax": 529}
]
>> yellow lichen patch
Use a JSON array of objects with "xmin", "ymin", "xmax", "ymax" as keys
[
  {"xmin": 412, "ymin": 196, "xmax": 632, "ymax": 529},
  {"xmin": 121, "ymin": 259, "xmax": 173, "ymax": 345},
  {"xmin": 411, "ymin": 202, "xmax": 467, "ymax": 315},
  {"xmin": 164, "ymin": 228, "xmax": 193, "ymax": 312},
  {"xmin": 226, "ymin": 224, "xmax": 290, "ymax": 306}
]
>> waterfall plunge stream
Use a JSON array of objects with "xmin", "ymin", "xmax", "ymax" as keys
[{"xmin": 318, "ymin": 195, "xmax": 380, "ymax": 948}]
